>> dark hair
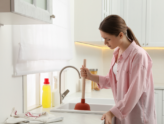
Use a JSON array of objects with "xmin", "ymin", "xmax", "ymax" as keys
[{"xmin": 99, "ymin": 15, "xmax": 141, "ymax": 46}]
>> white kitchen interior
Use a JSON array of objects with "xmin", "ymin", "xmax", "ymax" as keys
[{"xmin": 0, "ymin": 0, "xmax": 164, "ymax": 124}]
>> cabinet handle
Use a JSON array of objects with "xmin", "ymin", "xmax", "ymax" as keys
[
  {"xmin": 143, "ymin": 43, "xmax": 144, "ymax": 45},
  {"xmin": 50, "ymin": 15, "xmax": 55, "ymax": 18},
  {"xmin": 146, "ymin": 43, "xmax": 148, "ymax": 45}
]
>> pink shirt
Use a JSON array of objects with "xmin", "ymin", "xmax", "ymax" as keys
[{"xmin": 98, "ymin": 41, "xmax": 157, "ymax": 124}]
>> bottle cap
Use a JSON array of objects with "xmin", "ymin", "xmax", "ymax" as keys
[{"xmin": 44, "ymin": 78, "xmax": 50, "ymax": 84}]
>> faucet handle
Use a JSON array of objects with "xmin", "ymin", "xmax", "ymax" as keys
[{"xmin": 61, "ymin": 89, "xmax": 70, "ymax": 100}]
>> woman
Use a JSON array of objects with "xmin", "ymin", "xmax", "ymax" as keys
[{"xmin": 80, "ymin": 15, "xmax": 157, "ymax": 124}]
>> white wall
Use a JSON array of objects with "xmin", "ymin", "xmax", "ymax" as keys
[
  {"xmin": 65, "ymin": 0, "xmax": 104, "ymax": 95},
  {"xmin": 0, "ymin": 26, "xmax": 22, "ymax": 123},
  {"xmin": 66, "ymin": 43, "xmax": 104, "ymax": 95},
  {"xmin": 146, "ymin": 50, "xmax": 164, "ymax": 84}
]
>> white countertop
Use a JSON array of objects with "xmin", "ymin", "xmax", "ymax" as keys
[
  {"xmin": 30, "ymin": 108, "xmax": 104, "ymax": 124},
  {"xmin": 154, "ymin": 83, "xmax": 164, "ymax": 90},
  {"xmin": 29, "ymin": 84, "xmax": 164, "ymax": 124},
  {"xmin": 30, "ymin": 89, "xmax": 112, "ymax": 124}
]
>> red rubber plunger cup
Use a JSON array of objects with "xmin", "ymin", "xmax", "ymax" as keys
[{"xmin": 74, "ymin": 59, "xmax": 90, "ymax": 110}]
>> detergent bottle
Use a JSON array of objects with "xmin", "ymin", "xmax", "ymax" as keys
[{"xmin": 42, "ymin": 78, "xmax": 51, "ymax": 108}]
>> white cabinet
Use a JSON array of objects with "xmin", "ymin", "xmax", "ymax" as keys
[
  {"xmin": 108, "ymin": 0, "xmax": 123, "ymax": 17},
  {"xmin": 74, "ymin": 0, "xmax": 146, "ymax": 47},
  {"xmin": 122, "ymin": 0, "xmax": 146, "ymax": 47},
  {"xmin": 75, "ymin": 0, "xmax": 164, "ymax": 47},
  {"xmin": 123, "ymin": 0, "xmax": 164, "ymax": 47},
  {"xmin": 74, "ymin": 0, "xmax": 103, "ymax": 46},
  {"xmin": 146, "ymin": 0, "xmax": 164, "ymax": 47},
  {"xmin": 154, "ymin": 90, "xmax": 163, "ymax": 124},
  {"xmin": 75, "ymin": 0, "xmax": 121, "ymax": 47},
  {"xmin": 75, "ymin": 0, "xmax": 117, "ymax": 47},
  {"xmin": 0, "ymin": 0, "xmax": 54, "ymax": 24},
  {"xmin": 115, "ymin": 0, "xmax": 164, "ymax": 47}
]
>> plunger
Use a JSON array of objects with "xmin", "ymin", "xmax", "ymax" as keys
[{"xmin": 74, "ymin": 59, "xmax": 90, "ymax": 110}]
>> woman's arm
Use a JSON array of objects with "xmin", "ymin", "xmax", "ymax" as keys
[
  {"xmin": 80, "ymin": 65, "xmax": 99, "ymax": 83},
  {"xmin": 88, "ymin": 74, "xmax": 99, "ymax": 84},
  {"xmin": 80, "ymin": 65, "xmax": 111, "ymax": 89}
]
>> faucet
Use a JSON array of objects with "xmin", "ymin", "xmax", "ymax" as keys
[{"xmin": 59, "ymin": 66, "xmax": 81, "ymax": 104}]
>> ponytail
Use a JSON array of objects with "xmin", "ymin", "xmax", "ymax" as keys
[{"xmin": 127, "ymin": 27, "xmax": 141, "ymax": 46}]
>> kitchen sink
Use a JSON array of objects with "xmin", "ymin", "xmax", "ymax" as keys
[
  {"xmin": 63, "ymin": 98, "xmax": 115, "ymax": 105},
  {"xmin": 50, "ymin": 98, "xmax": 115, "ymax": 115}
]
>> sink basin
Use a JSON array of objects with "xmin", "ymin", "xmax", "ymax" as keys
[
  {"xmin": 63, "ymin": 98, "xmax": 115, "ymax": 105},
  {"xmin": 50, "ymin": 98, "xmax": 115, "ymax": 114},
  {"xmin": 50, "ymin": 103, "xmax": 114, "ymax": 114}
]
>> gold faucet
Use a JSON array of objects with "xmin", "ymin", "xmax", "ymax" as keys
[{"xmin": 59, "ymin": 66, "xmax": 81, "ymax": 104}]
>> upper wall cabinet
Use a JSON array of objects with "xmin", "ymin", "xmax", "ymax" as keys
[
  {"xmin": 0, "ymin": 0, "xmax": 54, "ymax": 25},
  {"xmin": 74, "ymin": 0, "xmax": 128, "ymax": 47},
  {"xmin": 74, "ymin": 0, "xmax": 104, "ymax": 47},
  {"xmin": 75, "ymin": 0, "xmax": 164, "ymax": 47},
  {"xmin": 122, "ymin": 0, "xmax": 164, "ymax": 47},
  {"xmin": 146, "ymin": 0, "xmax": 164, "ymax": 47},
  {"xmin": 122, "ymin": 0, "xmax": 146, "ymax": 47}
]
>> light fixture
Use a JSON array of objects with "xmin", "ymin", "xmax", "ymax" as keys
[
  {"xmin": 75, "ymin": 42, "xmax": 106, "ymax": 49},
  {"xmin": 75, "ymin": 42, "xmax": 164, "ymax": 50}
]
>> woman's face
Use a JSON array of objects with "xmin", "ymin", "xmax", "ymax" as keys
[{"xmin": 100, "ymin": 30, "xmax": 123, "ymax": 49}]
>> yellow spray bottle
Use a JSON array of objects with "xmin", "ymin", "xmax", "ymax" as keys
[{"xmin": 42, "ymin": 78, "xmax": 51, "ymax": 108}]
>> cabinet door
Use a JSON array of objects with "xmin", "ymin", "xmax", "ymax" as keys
[
  {"xmin": 74, "ymin": 0, "xmax": 102, "ymax": 43},
  {"xmin": 146, "ymin": 0, "xmax": 164, "ymax": 47},
  {"xmin": 53, "ymin": 0, "xmax": 69, "ymax": 29},
  {"xmin": 101, "ymin": 0, "xmax": 123, "ymax": 43},
  {"xmin": 154, "ymin": 90, "xmax": 163, "ymax": 124},
  {"xmin": 123, "ymin": 0, "xmax": 146, "ymax": 47},
  {"xmin": 11, "ymin": 0, "xmax": 52, "ymax": 24},
  {"xmin": 109, "ymin": 0, "xmax": 124, "ymax": 18}
]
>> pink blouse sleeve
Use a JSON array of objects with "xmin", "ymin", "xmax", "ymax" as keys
[
  {"xmin": 98, "ymin": 74, "xmax": 111, "ymax": 89},
  {"xmin": 110, "ymin": 53, "xmax": 148, "ymax": 121},
  {"xmin": 97, "ymin": 55, "xmax": 115, "ymax": 89}
]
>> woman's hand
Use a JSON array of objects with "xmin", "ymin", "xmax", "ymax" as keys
[
  {"xmin": 101, "ymin": 111, "xmax": 115, "ymax": 124},
  {"xmin": 80, "ymin": 65, "xmax": 92, "ymax": 80}
]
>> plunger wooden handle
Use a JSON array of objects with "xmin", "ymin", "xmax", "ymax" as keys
[
  {"xmin": 82, "ymin": 59, "xmax": 86, "ymax": 99},
  {"xmin": 74, "ymin": 58, "xmax": 90, "ymax": 110}
]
